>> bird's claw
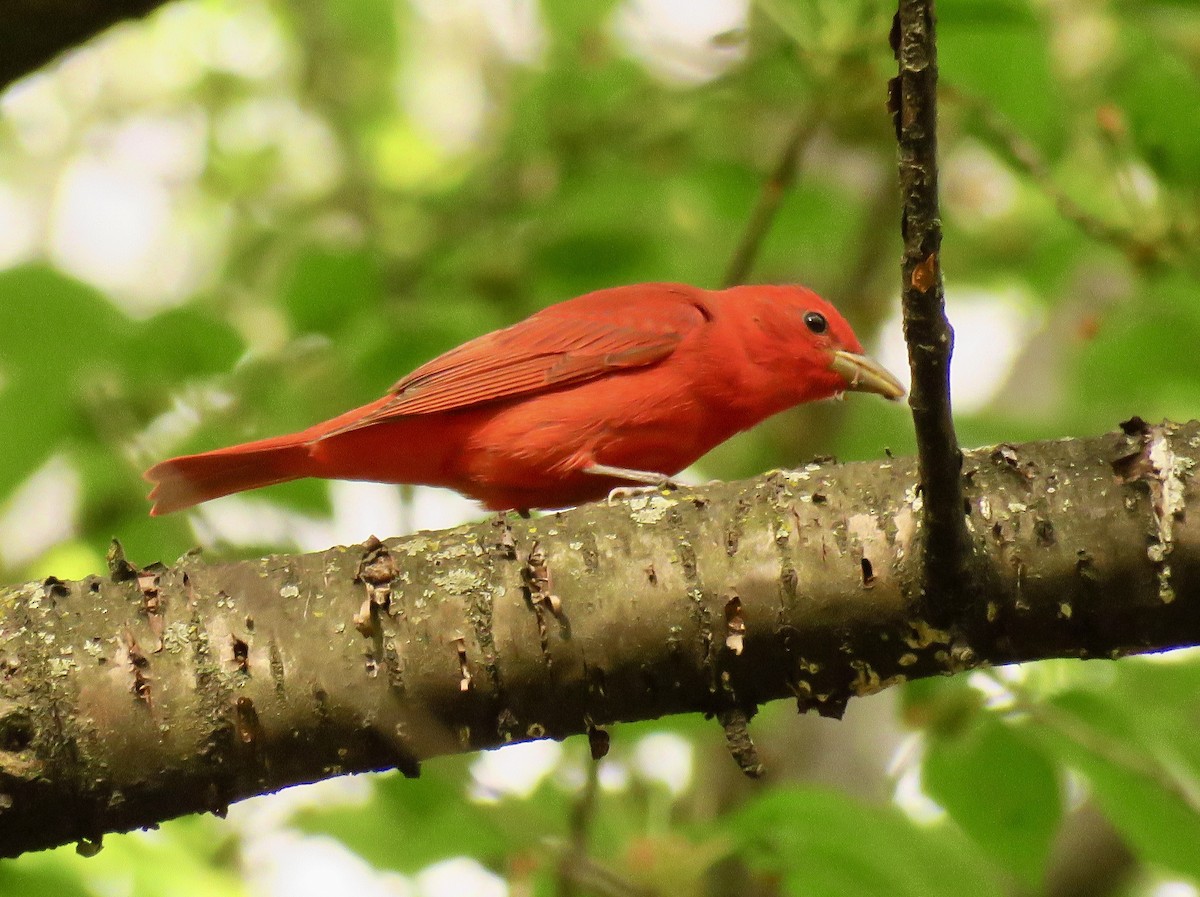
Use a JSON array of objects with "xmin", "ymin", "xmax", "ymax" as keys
[{"xmin": 606, "ymin": 478, "xmax": 680, "ymax": 504}]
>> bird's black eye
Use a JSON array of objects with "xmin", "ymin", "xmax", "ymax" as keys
[{"xmin": 804, "ymin": 311, "xmax": 828, "ymax": 334}]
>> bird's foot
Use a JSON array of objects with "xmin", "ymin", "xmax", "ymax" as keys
[
  {"xmin": 605, "ymin": 481, "xmax": 681, "ymax": 504},
  {"xmin": 493, "ymin": 508, "xmax": 531, "ymax": 521},
  {"xmin": 583, "ymin": 464, "xmax": 681, "ymax": 504}
]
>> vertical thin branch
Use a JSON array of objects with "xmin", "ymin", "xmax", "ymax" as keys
[
  {"xmin": 892, "ymin": 1, "xmax": 970, "ymax": 623},
  {"xmin": 557, "ymin": 758, "xmax": 601, "ymax": 897},
  {"xmin": 722, "ymin": 114, "xmax": 821, "ymax": 288}
]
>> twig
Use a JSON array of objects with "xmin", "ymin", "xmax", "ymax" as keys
[
  {"xmin": 557, "ymin": 755, "xmax": 602, "ymax": 897},
  {"xmin": 556, "ymin": 853, "xmax": 658, "ymax": 897},
  {"xmin": 557, "ymin": 765, "xmax": 659, "ymax": 897},
  {"xmin": 993, "ymin": 672, "xmax": 1200, "ymax": 817},
  {"xmin": 891, "ymin": 1, "xmax": 971, "ymax": 625},
  {"xmin": 722, "ymin": 113, "xmax": 822, "ymax": 288},
  {"xmin": 942, "ymin": 84, "xmax": 1168, "ymax": 267},
  {"xmin": 835, "ymin": 177, "xmax": 899, "ymax": 312}
]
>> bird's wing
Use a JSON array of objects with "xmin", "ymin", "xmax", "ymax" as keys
[{"xmin": 325, "ymin": 286, "xmax": 709, "ymax": 433}]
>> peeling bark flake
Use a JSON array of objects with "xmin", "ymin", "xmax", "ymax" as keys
[
  {"xmin": 587, "ymin": 724, "xmax": 610, "ymax": 760},
  {"xmin": 522, "ymin": 542, "xmax": 563, "ymax": 658},
  {"xmin": 1112, "ymin": 422, "xmax": 1194, "ymax": 604},
  {"xmin": 677, "ymin": 539, "xmax": 698, "ymax": 582},
  {"xmin": 234, "ymin": 697, "xmax": 261, "ymax": 745},
  {"xmin": 1035, "ymin": 518, "xmax": 1055, "ymax": 546},
  {"xmin": 910, "ymin": 252, "xmax": 938, "ymax": 292},
  {"xmin": 490, "ymin": 514, "xmax": 517, "ymax": 559},
  {"xmin": 131, "ymin": 668, "xmax": 152, "ymax": 706},
  {"xmin": 352, "ymin": 598, "xmax": 376, "ymax": 638},
  {"xmin": 106, "ymin": 539, "xmax": 137, "ymax": 582},
  {"xmin": 718, "ymin": 707, "xmax": 764, "ymax": 778},
  {"xmin": 269, "ymin": 642, "xmax": 286, "ymax": 696},
  {"xmin": 454, "ymin": 637, "xmax": 472, "ymax": 692},
  {"xmin": 231, "ymin": 635, "xmax": 249, "ymax": 674},
  {"xmin": 496, "ymin": 708, "xmax": 518, "ymax": 742},
  {"xmin": 1119, "ymin": 416, "xmax": 1150, "ymax": 436},
  {"xmin": 42, "ymin": 577, "xmax": 69, "ymax": 599},
  {"xmin": 75, "ymin": 836, "xmax": 103, "ymax": 858},
  {"xmin": 355, "ymin": 536, "xmax": 398, "ymax": 610},
  {"xmin": 123, "ymin": 629, "xmax": 149, "ymax": 670},
  {"xmin": 724, "ymin": 594, "xmax": 746, "ymax": 655},
  {"xmin": 780, "ymin": 566, "xmax": 798, "ymax": 601}
]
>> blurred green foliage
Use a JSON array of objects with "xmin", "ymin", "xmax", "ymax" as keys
[
  {"xmin": 1, "ymin": 0, "xmax": 1200, "ymax": 893},
  {"xmin": 728, "ymin": 784, "xmax": 1005, "ymax": 897}
]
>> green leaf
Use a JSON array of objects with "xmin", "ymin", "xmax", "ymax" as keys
[
  {"xmin": 0, "ymin": 859, "xmax": 92, "ymax": 897},
  {"xmin": 533, "ymin": 230, "xmax": 658, "ymax": 287},
  {"xmin": 898, "ymin": 673, "xmax": 984, "ymax": 737},
  {"xmin": 1074, "ymin": 273, "xmax": 1200, "ymax": 426},
  {"xmin": 293, "ymin": 761, "xmax": 511, "ymax": 873},
  {"xmin": 0, "ymin": 816, "xmax": 246, "ymax": 897},
  {"xmin": 541, "ymin": 0, "xmax": 623, "ymax": 47},
  {"xmin": 753, "ymin": 0, "xmax": 818, "ymax": 50},
  {"xmin": 923, "ymin": 715, "xmax": 1061, "ymax": 885},
  {"xmin": 281, "ymin": 245, "xmax": 384, "ymax": 337},
  {"xmin": 1036, "ymin": 681, "xmax": 1200, "ymax": 882},
  {"xmin": 1097, "ymin": 658, "xmax": 1200, "ymax": 777},
  {"xmin": 0, "ymin": 371, "xmax": 77, "ymax": 501},
  {"xmin": 1114, "ymin": 27, "xmax": 1200, "ymax": 186},
  {"xmin": 0, "ymin": 265, "xmax": 124, "ymax": 374},
  {"xmin": 939, "ymin": 4, "xmax": 1066, "ymax": 155},
  {"xmin": 728, "ymin": 786, "xmax": 1004, "ymax": 897},
  {"xmin": 96, "ymin": 817, "xmax": 247, "ymax": 897},
  {"xmin": 324, "ymin": 0, "xmax": 399, "ymax": 62},
  {"xmin": 126, "ymin": 306, "xmax": 244, "ymax": 381}
]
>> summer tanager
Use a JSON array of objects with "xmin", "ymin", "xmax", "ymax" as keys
[{"xmin": 145, "ymin": 283, "xmax": 903, "ymax": 515}]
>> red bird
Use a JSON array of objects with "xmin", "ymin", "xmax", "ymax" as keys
[{"xmin": 145, "ymin": 283, "xmax": 903, "ymax": 515}]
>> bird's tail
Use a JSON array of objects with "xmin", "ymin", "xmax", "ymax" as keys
[{"xmin": 144, "ymin": 434, "xmax": 313, "ymax": 516}]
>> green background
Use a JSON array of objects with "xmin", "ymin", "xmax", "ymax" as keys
[{"xmin": 1, "ymin": 0, "xmax": 1199, "ymax": 893}]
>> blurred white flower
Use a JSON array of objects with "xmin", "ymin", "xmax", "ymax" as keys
[
  {"xmin": 614, "ymin": 0, "xmax": 749, "ymax": 85},
  {"xmin": 634, "ymin": 732, "xmax": 694, "ymax": 796}
]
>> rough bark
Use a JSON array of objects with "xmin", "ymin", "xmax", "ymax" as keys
[
  {"xmin": 1, "ymin": 1, "xmax": 170, "ymax": 93},
  {"xmin": 892, "ymin": 0, "xmax": 972, "ymax": 626},
  {"xmin": 0, "ymin": 421, "xmax": 1197, "ymax": 857}
]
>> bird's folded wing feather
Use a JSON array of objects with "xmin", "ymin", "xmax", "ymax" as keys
[{"xmin": 324, "ymin": 291, "xmax": 708, "ymax": 433}]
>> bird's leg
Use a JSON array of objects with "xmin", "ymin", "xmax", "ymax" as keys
[
  {"xmin": 583, "ymin": 464, "xmax": 681, "ymax": 504},
  {"xmin": 584, "ymin": 464, "xmax": 674, "ymax": 486}
]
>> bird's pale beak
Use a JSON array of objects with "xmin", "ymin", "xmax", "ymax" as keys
[{"xmin": 829, "ymin": 350, "xmax": 906, "ymax": 400}]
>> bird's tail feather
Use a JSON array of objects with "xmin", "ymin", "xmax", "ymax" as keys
[{"xmin": 144, "ymin": 434, "xmax": 312, "ymax": 515}]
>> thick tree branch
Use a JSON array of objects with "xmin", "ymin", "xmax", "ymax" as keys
[
  {"xmin": 1, "ymin": 1, "xmax": 170, "ymax": 93},
  {"xmin": 1, "ymin": 421, "xmax": 1197, "ymax": 856},
  {"xmin": 892, "ymin": 1, "xmax": 971, "ymax": 625}
]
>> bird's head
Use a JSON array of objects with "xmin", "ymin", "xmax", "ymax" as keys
[{"xmin": 724, "ymin": 284, "xmax": 905, "ymax": 404}]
